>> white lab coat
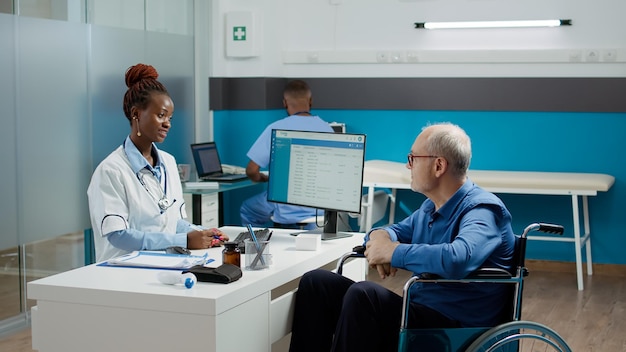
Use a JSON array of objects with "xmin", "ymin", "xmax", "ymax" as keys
[{"xmin": 87, "ymin": 146, "xmax": 186, "ymax": 261}]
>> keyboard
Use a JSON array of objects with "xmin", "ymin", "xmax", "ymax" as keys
[{"xmin": 233, "ymin": 228, "xmax": 271, "ymax": 253}]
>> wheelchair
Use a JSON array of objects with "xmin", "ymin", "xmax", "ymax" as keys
[{"xmin": 336, "ymin": 223, "xmax": 572, "ymax": 352}]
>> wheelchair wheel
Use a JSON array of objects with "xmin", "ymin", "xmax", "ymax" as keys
[{"xmin": 465, "ymin": 320, "xmax": 572, "ymax": 352}]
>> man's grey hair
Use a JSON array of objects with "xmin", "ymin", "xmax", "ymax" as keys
[{"xmin": 423, "ymin": 122, "xmax": 472, "ymax": 177}]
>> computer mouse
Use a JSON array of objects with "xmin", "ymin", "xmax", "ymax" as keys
[{"xmin": 165, "ymin": 246, "xmax": 191, "ymax": 255}]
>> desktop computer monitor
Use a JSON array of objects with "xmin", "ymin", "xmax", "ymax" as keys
[{"xmin": 267, "ymin": 129, "xmax": 366, "ymax": 239}]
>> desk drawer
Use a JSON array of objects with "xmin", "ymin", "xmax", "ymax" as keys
[
  {"xmin": 270, "ymin": 288, "xmax": 296, "ymax": 345},
  {"xmin": 268, "ymin": 259, "xmax": 366, "ymax": 346},
  {"xmin": 201, "ymin": 193, "xmax": 219, "ymax": 228}
]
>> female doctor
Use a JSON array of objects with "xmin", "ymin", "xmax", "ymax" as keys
[{"xmin": 87, "ymin": 63, "xmax": 228, "ymax": 262}]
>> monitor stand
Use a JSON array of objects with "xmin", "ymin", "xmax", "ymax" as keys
[{"xmin": 301, "ymin": 210, "xmax": 353, "ymax": 240}]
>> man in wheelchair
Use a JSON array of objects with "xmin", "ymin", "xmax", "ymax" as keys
[{"xmin": 289, "ymin": 123, "xmax": 516, "ymax": 352}]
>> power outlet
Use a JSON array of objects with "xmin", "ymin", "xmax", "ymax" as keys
[
  {"xmin": 376, "ymin": 52, "xmax": 389, "ymax": 63},
  {"xmin": 568, "ymin": 50, "xmax": 582, "ymax": 62},
  {"xmin": 603, "ymin": 49, "xmax": 617, "ymax": 62},
  {"xmin": 584, "ymin": 50, "xmax": 600, "ymax": 62},
  {"xmin": 307, "ymin": 52, "xmax": 319, "ymax": 63},
  {"xmin": 390, "ymin": 52, "xmax": 404, "ymax": 63},
  {"xmin": 406, "ymin": 51, "xmax": 419, "ymax": 62}
]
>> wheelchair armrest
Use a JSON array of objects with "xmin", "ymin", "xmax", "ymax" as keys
[
  {"xmin": 352, "ymin": 245, "xmax": 365, "ymax": 254},
  {"xmin": 466, "ymin": 267, "xmax": 513, "ymax": 279},
  {"xmin": 336, "ymin": 245, "xmax": 366, "ymax": 275},
  {"xmin": 418, "ymin": 268, "xmax": 513, "ymax": 281},
  {"xmin": 337, "ymin": 245, "xmax": 516, "ymax": 280}
]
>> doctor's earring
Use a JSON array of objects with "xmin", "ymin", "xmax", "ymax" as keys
[{"xmin": 133, "ymin": 117, "xmax": 142, "ymax": 137}]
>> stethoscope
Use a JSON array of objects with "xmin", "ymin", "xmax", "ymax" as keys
[
  {"xmin": 122, "ymin": 139, "xmax": 176, "ymax": 214},
  {"xmin": 137, "ymin": 166, "xmax": 176, "ymax": 214}
]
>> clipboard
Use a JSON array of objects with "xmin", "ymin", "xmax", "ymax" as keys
[{"xmin": 100, "ymin": 251, "xmax": 212, "ymax": 270}]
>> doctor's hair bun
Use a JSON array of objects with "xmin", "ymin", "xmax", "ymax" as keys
[
  {"xmin": 125, "ymin": 63, "xmax": 159, "ymax": 88},
  {"xmin": 122, "ymin": 63, "xmax": 169, "ymax": 120}
]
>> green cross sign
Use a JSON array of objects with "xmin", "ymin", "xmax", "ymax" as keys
[{"xmin": 233, "ymin": 26, "xmax": 246, "ymax": 41}]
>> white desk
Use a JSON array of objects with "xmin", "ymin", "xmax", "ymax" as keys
[
  {"xmin": 27, "ymin": 227, "xmax": 366, "ymax": 352},
  {"xmin": 362, "ymin": 160, "xmax": 615, "ymax": 291}
]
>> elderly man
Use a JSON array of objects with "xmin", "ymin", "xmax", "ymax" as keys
[{"xmin": 289, "ymin": 123, "xmax": 516, "ymax": 352}]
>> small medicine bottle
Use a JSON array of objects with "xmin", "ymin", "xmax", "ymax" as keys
[{"xmin": 222, "ymin": 241, "xmax": 240, "ymax": 267}]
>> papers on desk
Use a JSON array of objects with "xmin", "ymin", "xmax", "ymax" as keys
[{"xmin": 104, "ymin": 251, "xmax": 211, "ymax": 270}]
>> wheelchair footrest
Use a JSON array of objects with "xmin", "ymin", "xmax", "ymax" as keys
[{"xmin": 398, "ymin": 327, "xmax": 488, "ymax": 352}]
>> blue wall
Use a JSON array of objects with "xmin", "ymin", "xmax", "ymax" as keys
[{"xmin": 212, "ymin": 109, "xmax": 625, "ymax": 265}]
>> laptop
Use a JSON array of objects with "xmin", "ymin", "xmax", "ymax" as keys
[{"xmin": 190, "ymin": 142, "xmax": 248, "ymax": 182}]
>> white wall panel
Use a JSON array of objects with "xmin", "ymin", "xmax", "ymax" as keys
[{"xmin": 209, "ymin": 0, "xmax": 626, "ymax": 78}]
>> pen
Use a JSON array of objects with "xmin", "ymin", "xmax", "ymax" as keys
[
  {"xmin": 250, "ymin": 242, "xmax": 268, "ymax": 268},
  {"xmin": 247, "ymin": 224, "xmax": 266, "ymax": 267}
]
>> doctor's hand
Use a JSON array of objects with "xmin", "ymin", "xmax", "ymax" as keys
[
  {"xmin": 365, "ymin": 230, "xmax": 399, "ymax": 279},
  {"xmin": 187, "ymin": 228, "xmax": 229, "ymax": 249}
]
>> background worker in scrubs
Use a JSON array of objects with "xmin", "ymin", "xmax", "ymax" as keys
[
  {"xmin": 240, "ymin": 79, "xmax": 333, "ymax": 228},
  {"xmin": 87, "ymin": 63, "xmax": 228, "ymax": 261}
]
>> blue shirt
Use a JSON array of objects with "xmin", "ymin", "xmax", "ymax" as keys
[
  {"xmin": 245, "ymin": 115, "xmax": 334, "ymax": 223},
  {"xmin": 366, "ymin": 179, "xmax": 515, "ymax": 327},
  {"xmin": 247, "ymin": 114, "xmax": 334, "ymax": 168},
  {"xmin": 125, "ymin": 136, "xmax": 165, "ymax": 182}
]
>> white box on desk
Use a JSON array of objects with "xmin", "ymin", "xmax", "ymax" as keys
[{"xmin": 295, "ymin": 234, "xmax": 321, "ymax": 251}]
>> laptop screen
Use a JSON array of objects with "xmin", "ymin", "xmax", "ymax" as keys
[{"xmin": 190, "ymin": 142, "xmax": 223, "ymax": 177}]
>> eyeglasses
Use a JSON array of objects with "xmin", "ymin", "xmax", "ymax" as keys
[{"xmin": 407, "ymin": 153, "xmax": 438, "ymax": 168}]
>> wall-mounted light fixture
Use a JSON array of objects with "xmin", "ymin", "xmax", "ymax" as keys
[{"xmin": 414, "ymin": 19, "xmax": 572, "ymax": 30}]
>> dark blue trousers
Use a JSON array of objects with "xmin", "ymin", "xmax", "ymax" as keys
[{"xmin": 288, "ymin": 269, "xmax": 460, "ymax": 352}]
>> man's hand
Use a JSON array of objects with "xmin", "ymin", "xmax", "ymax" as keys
[
  {"xmin": 365, "ymin": 230, "xmax": 400, "ymax": 279},
  {"xmin": 246, "ymin": 160, "xmax": 268, "ymax": 182}
]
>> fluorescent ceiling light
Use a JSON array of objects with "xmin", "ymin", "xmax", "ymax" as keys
[{"xmin": 415, "ymin": 19, "xmax": 572, "ymax": 30}]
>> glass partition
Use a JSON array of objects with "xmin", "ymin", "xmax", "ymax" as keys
[
  {"xmin": 14, "ymin": 0, "xmax": 86, "ymax": 22},
  {"xmin": 0, "ymin": 0, "xmax": 196, "ymax": 337},
  {"xmin": 17, "ymin": 16, "xmax": 91, "ymax": 243},
  {"xmin": 0, "ymin": 13, "xmax": 18, "ymax": 251}
]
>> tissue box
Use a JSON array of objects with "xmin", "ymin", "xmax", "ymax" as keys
[{"xmin": 295, "ymin": 234, "xmax": 321, "ymax": 251}]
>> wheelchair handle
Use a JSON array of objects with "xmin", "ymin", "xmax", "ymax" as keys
[{"xmin": 521, "ymin": 223, "xmax": 564, "ymax": 238}]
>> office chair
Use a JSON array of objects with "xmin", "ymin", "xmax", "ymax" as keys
[
  {"xmin": 337, "ymin": 222, "xmax": 572, "ymax": 352},
  {"xmin": 84, "ymin": 228, "xmax": 95, "ymax": 265}
]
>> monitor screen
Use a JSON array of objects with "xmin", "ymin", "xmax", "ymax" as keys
[{"xmin": 267, "ymin": 129, "xmax": 366, "ymax": 237}]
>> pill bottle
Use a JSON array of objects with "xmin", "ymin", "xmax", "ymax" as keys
[{"xmin": 222, "ymin": 241, "xmax": 241, "ymax": 267}]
